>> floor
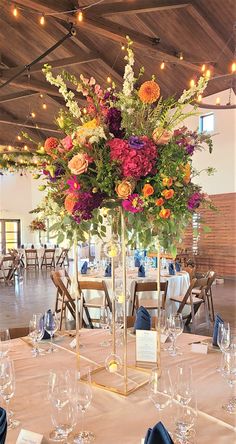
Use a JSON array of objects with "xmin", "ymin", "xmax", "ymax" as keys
[{"xmin": 0, "ymin": 267, "xmax": 235, "ymax": 336}]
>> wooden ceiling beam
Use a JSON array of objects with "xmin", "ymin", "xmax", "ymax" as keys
[
  {"xmin": 1, "ymin": 78, "xmax": 66, "ymax": 97},
  {"xmin": 93, "ymin": 0, "xmax": 190, "ymax": 16},
  {"xmin": 0, "ymin": 90, "xmax": 38, "ymax": 103},
  {"xmin": 187, "ymin": 5, "xmax": 233, "ymax": 60},
  {"xmin": 80, "ymin": 15, "xmax": 201, "ymax": 72},
  {"xmin": 13, "ymin": 0, "xmax": 72, "ymax": 15},
  {"xmin": 0, "ymin": 115, "xmax": 61, "ymax": 133}
]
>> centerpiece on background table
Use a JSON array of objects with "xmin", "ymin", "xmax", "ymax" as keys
[
  {"xmin": 0, "ymin": 37, "xmax": 214, "ymax": 394},
  {"xmin": 29, "ymin": 218, "xmax": 47, "ymax": 245}
]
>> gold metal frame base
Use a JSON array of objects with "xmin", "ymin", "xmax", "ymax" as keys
[{"xmin": 88, "ymin": 365, "xmax": 150, "ymax": 396}]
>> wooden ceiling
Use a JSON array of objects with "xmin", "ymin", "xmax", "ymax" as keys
[{"xmin": 0, "ymin": 0, "xmax": 235, "ymax": 148}]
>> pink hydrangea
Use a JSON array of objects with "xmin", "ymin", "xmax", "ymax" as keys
[{"xmin": 108, "ymin": 136, "xmax": 158, "ymax": 179}]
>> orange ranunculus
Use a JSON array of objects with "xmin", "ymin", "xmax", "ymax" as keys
[
  {"xmin": 152, "ymin": 128, "xmax": 173, "ymax": 145},
  {"xmin": 142, "ymin": 184, "xmax": 154, "ymax": 197},
  {"xmin": 162, "ymin": 177, "xmax": 173, "ymax": 187},
  {"xmin": 116, "ymin": 179, "xmax": 135, "ymax": 199},
  {"xmin": 64, "ymin": 193, "xmax": 77, "ymax": 214},
  {"xmin": 162, "ymin": 189, "xmax": 175, "ymax": 200},
  {"xmin": 155, "ymin": 197, "xmax": 164, "ymax": 206},
  {"xmin": 68, "ymin": 153, "xmax": 88, "ymax": 175},
  {"xmin": 159, "ymin": 208, "xmax": 171, "ymax": 219},
  {"xmin": 182, "ymin": 163, "xmax": 191, "ymax": 184},
  {"xmin": 138, "ymin": 80, "xmax": 160, "ymax": 104}
]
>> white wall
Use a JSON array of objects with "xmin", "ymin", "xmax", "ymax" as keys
[{"xmin": 185, "ymin": 89, "xmax": 236, "ymax": 195}]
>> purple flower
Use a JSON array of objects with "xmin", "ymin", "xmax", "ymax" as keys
[
  {"xmin": 43, "ymin": 163, "xmax": 65, "ymax": 182},
  {"xmin": 185, "ymin": 144, "xmax": 195, "ymax": 155},
  {"xmin": 106, "ymin": 107, "xmax": 123, "ymax": 137},
  {"xmin": 187, "ymin": 192, "xmax": 202, "ymax": 211},
  {"xmin": 72, "ymin": 191, "xmax": 104, "ymax": 223},
  {"xmin": 122, "ymin": 194, "xmax": 144, "ymax": 213},
  {"xmin": 128, "ymin": 136, "xmax": 146, "ymax": 150}
]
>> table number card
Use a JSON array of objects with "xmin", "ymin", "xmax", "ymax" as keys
[
  {"xmin": 136, "ymin": 330, "xmax": 157, "ymax": 367},
  {"xmin": 16, "ymin": 429, "xmax": 43, "ymax": 444}
]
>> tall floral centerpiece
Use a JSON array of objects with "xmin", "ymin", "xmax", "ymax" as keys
[
  {"xmin": 0, "ymin": 37, "xmax": 214, "ymax": 391},
  {"xmin": 29, "ymin": 218, "xmax": 47, "ymax": 244}
]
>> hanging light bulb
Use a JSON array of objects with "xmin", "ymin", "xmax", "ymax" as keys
[
  {"xmin": 107, "ymin": 76, "xmax": 112, "ymax": 83},
  {"xmin": 216, "ymin": 97, "xmax": 220, "ymax": 105},
  {"xmin": 39, "ymin": 93, "xmax": 43, "ymax": 99},
  {"xmin": 24, "ymin": 145, "xmax": 28, "ymax": 150},
  {"xmin": 160, "ymin": 61, "xmax": 165, "ymax": 70},
  {"xmin": 205, "ymin": 69, "xmax": 211, "ymax": 79},
  {"xmin": 40, "ymin": 14, "xmax": 45, "ymax": 25},
  {"xmin": 190, "ymin": 79, "xmax": 195, "ymax": 88},
  {"xmin": 83, "ymin": 108, "xmax": 87, "ymax": 114},
  {"xmin": 197, "ymin": 94, "xmax": 202, "ymax": 102},
  {"xmin": 42, "ymin": 103, "xmax": 47, "ymax": 110},
  {"xmin": 121, "ymin": 44, "xmax": 125, "ymax": 51},
  {"xmin": 201, "ymin": 64, "xmax": 206, "ymax": 73},
  {"xmin": 17, "ymin": 135, "xmax": 22, "ymax": 141},
  {"xmin": 13, "ymin": 5, "xmax": 18, "ymax": 17},
  {"xmin": 8, "ymin": 145, "xmax": 12, "ymax": 151},
  {"xmin": 231, "ymin": 62, "xmax": 236, "ymax": 73},
  {"xmin": 31, "ymin": 112, "xmax": 36, "ymax": 118},
  {"xmin": 77, "ymin": 10, "xmax": 83, "ymax": 22},
  {"xmin": 179, "ymin": 52, "xmax": 184, "ymax": 60}
]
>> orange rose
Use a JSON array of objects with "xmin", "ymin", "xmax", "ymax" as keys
[
  {"xmin": 142, "ymin": 184, "xmax": 154, "ymax": 197},
  {"xmin": 162, "ymin": 177, "xmax": 173, "ymax": 187},
  {"xmin": 182, "ymin": 163, "xmax": 191, "ymax": 184},
  {"xmin": 155, "ymin": 197, "xmax": 164, "ymax": 206},
  {"xmin": 162, "ymin": 189, "xmax": 174, "ymax": 200},
  {"xmin": 152, "ymin": 128, "xmax": 173, "ymax": 145},
  {"xmin": 159, "ymin": 208, "xmax": 171, "ymax": 219},
  {"xmin": 116, "ymin": 180, "xmax": 135, "ymax": 199},
  {"xmin": 64, "ymin": 193, "xmax": 77, "ymax": 214},
  {"xmin": 68, "ymin": 153, "xmax": 88, "ymax": 175}
]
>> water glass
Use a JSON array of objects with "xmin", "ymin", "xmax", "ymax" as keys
[
  {"xmin": 73, "ymin": 368, "xmax": 95, "ymax": 443},
  {"xmin": 0, "ymin": 358, "xmax": 20, "ymax": 429},
  {"xmin": 44, "ymin": 311, "xmax": 59, "ymax": 353},
  {"xmin": 167, "ymin": 314, "xmax": 184, "ymax": 357},
  {"xmin": 174, "ymin": 393, "xmax": 197, "ymax": 444},
  {"xmin": 217, "ymin": 323, "xmax": 230, "ymax": 353},
  {"xmin": 0, "ymin": 329, "xmax": 10, "ymax": 358},
  {"xmin": 99, "ymin": 307, "xmax": 111, "ymax": 347},
  {"xmin": 148, "ymin": 368, "xmax": 173, "ymax": 411},
  {"xmin": 29, "ymin": 313, "xmax": 45, "ymax": 357},
  {"xmin": 175, "ymin": 366, "xmax": 193, "ymax": 406},
  {"xmin": 221, "ymin": 344, "xmax": 236, "ymax": 413}
]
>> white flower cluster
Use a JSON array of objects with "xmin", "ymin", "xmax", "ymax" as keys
[
  {"xmin": 43, "ymin": 65, "xmax": 81, "ymax": 118},
  {"xmin": 178, "ymin": 76, "xmax": 208, "ymax": 104},
  {"xmin": 122, "ymin": 38, "xmax": 135, "ymax": 97},
  {"xmin": 89, "ymin": 127, "xmax": 107, "ymax": 144}
]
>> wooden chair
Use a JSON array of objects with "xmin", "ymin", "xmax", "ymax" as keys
[
  {"xmin": 131, "ymin": 281, "xmax": 168, "ymax": 315},
  {"xmin": 25, "ymin": 249, "xmax": 39, "ymax": 268},
  {"xmin": 9, "ymin": 327, "xmax": 29, "ymax": 339},
  {"xmin": 56, "ymin": 248, "xmax": 69, "ymax": 267},
  {"xmin": 170, "ymin": 278, "xmax": 210, "ymax": 332},
  {"xmin": 78, "ymin": 280, "xmax": 112, "ymax": 329},
  {"xmin": 41, "ymin": 249, "xmax": 56, "ymax": 268},
  {"xmin": 192, "ymin": 271, "xmax": 216, "ymax": 321},
  {"xmin": 0, "ymin": 256, "xmax": 15, "ymax": 284},
  {"xmin": 50, "ymin": 271, "xmax": 76, "ymax": 330}
]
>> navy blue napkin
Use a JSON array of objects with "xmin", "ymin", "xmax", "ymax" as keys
[
  {"xmin": 0, "ymin": 407, "xmax": 7, "ymax": 444},
  {"xmin": 144, "ymin": 421, "xmax": 174, "ymax": 444},
  {"xmin": 104, "ymin": 263, "xmax": 111, "ymax": 277},
  {"xmin": 153, "ymin": 257, "xmax": 158, "ymax": 268},
  {"xmin": 212, "ymin": 313, "xmax": 224, "ymax": 346},
  {"xmin": 81, "ymin": 261, "xmax": 88, "ymax": 274},
  {"xmin": 135, "ymin": 257, "xmax": 141, "ymax": 267},
  {"xmin": 175, "ymin": 261, "xmax": 181, "ymax": 272},
  {"xmin": 134, "ymin": 306, "xmax": 151, "ymax": 331},
  {"xmin": 138, "ymin": 264, "xmax": 145, "ymax": 277},
  {"xmin": 168, "ymin": 263, "xmax": 175, "ymax": 275},
  {"xmin": 39, "ymin": 309, "xmax": 52, "ymax": 340}
]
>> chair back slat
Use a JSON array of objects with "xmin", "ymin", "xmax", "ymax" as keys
[{"xmin": 177, "ymin": 278, "xmax": 197, "ymax": 314}]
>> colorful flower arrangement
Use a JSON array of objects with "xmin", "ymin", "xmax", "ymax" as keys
[
  {"xmin": 29, "ymin": 219, "xmax": 47, "ymax": 232},
  {"xmin": 0, "ymin": 38, "xmax": 215, "ymax": 255}
]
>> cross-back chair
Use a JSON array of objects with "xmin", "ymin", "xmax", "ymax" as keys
[
  {"xmin": 78, "ymin": 280, "xmax": 112, "ymax": 329},
  {"xmin": 131, "ymin": 281, "xmax": 168, "ymax": 315}
]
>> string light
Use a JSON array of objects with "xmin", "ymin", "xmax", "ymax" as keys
[
  {"xmin": 160, "ymin": 61, "xmax": 165, "ymax": 70},
  {"xmin": 197, "ymin": 94, "xmax": 202, "ymax": 102},
  {"xmin": 107, "ymin": 76, "xmax": 112, "ymax": 83},
  {"xmin": 121, "ymin": 44, "xmax": 125, "ymax": 51},
  {"xmin": 77, "ymin": 11, "xmax": 83, "ymax": 22},
  {"xmin": 31, "ymin": 112, "xmax": 36, "ymax": 118},
  {"xmin": 190, "ymin": 79, "xmax": 195, "ymax": 87},
  {"xmin": 24, "ymin": 145, "xmax": 28, "ymax": 151},
  {"xmin": 13, "ymin": 5, "xmax": 18, "ymax": 17},
  {"xmin": 83, "ymin": 108, "xmax": 87, "ymax": 114},
  {"xmin": 179, "ymin": 52, "xmax": 184, "ymax": 60},
  {"xmin": 17, "ymin": 135, "xmax": 21, "ymax": 141},
  {"xmin": 40, "ymin": 14, "xmax": 45, "ymax": 25},
  {"xmin": 42, "ymin": 103, "xmax": 47, "ymax": 110},
  {"xmin": 201, "ymin": 64, "xmax": 206, "ymax": 72},
  {"xmin": 8, "ymin": 145, "xmax": 12, "ymax": 151},
  {"xmin": 39, "ymin": 93, "xmax": 44, "ymax": 99},
  {"xmin": 231, "ymin": 62, "xmax": 236, "ymax": 73},
  {"xmin": 216, "ymin": 97, "xmax": 220, "ymax": 105},
  {"xmin": 205, "ymin": 69, "xmax": 211, "ymax": 79}
]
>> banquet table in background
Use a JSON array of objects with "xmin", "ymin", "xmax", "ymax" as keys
[{"xmin": 6, "ymin": 330, "xmax": 236, "ymax": 444}]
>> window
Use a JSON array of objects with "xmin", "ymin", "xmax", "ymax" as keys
[
  {"xmin": 199, "ymin": 113, "xmax": 214, "ymax": 133},
  {"xmin": 0, "ymin": 219, "xmax": 21, "ymax": 254},
  {"xmin": 192, "ymin": 213, "xmax": 201, "ymax": 255}
]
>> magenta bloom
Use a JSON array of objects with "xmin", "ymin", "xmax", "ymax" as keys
[
  {"xmin": 188, "ymin": 192, "xmax": 202, "ymax": 211},
  {"xmin": 61, "ymin": 135, "xmax": 73, "ymax": 151},
  {"xmin": 109, "ymin": 136, "xmax": 157, "ymax": 179},
  {"xmin": 122, "ymin": 194, "xmax": 144, "ymax": 213},
  {"xmin": 67, "ymin": 176, "xmax": 81, "ymax": 193}
]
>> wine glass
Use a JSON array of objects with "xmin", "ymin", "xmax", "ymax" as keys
[
  {"xmin": 148, "ymin": 368, "xmax": 173, "ymax": 411},
  {"xmin": 174, "ymin": 392, "xmax": 197, "ymax": 444},
  {"xmin": 44, "ymin": 311, "xmax": 59, "ymax": 353},
  {"xmin": 167, "ymin": 314, "xmax": 184, "ymax": 357},
  {"xmin": 0, "ymin": 329, "xmax": 10, "ymax": 358},
  {"xmin": 29, "ymin": 313, "xmax": 45, "ymax": 357},
  {"xmin": 99, "ymin": 306, "xmax": 110, "ymax": 347},
  {"xmin": 221, "ymin": 344, "xmax": 236, "ymax": 413},
  {"xmin": 0, "ymin": 358, "xmax": 20, "ymax": 429},
  {"xmin": 73, "ymin": 368, "xmax": 95, "ymax": 443},
  {"xmin": 217, "ymin": 322, "xmax": 231, "ymax": 373},
  {"xmin": 175, "ymin": 366, "xmax": 193, "ymax": 406}
]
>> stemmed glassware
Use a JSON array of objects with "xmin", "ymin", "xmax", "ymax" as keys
[
  {"xmin": 73, "ymin": 368, "xmax": 95, "ymax": 443},
  {"xmin": 0, "ymin": 329, "xmax": 10, "ymax": 358},
  {"xmin": 48, "ymin": 370, "xmax": 76, "ymax": 441},
  {"xmin": 148, "ymin": 368, "xmax": 173, "ymax": 411},
  {"xmin": 99, "ymin": 306, "xmax": 111, "ymax": 347},
  {"xmin": 29, "ymin": 313, "xmax": 45, "ymax": 357},
  {"xmin": 174, "ymin": 392, "xmax": 197, "ymax": 444},
  {"xmin": 44, "ymin": 311, "xmax": 59, "ymax": 353},
  {"xmin": 217, "ymin": 322, "xmax": 231, "ymax": 373},
  {"xmin": 166, "ymin": 314, "xmax": 184, "ymax": 357},
  {"xmin": 0, "ymin": 358, "xmax": 20, "ymax": 429},
  {"xmin": 221, "ymin": 344, "xmax": 236, "ymax": 413},
  {"xmin": 175, "ymin": 366, "xmax": 193, "ymax": 406}
]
